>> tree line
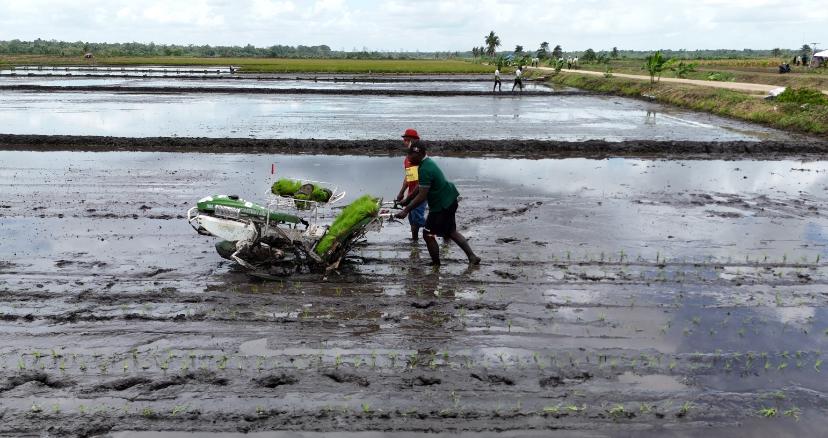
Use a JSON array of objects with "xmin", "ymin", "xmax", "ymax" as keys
[
  {"xmin": 0, "ymin": 39, "xmax": 463, "ymax": 59},
  {"xmin": 1, "ymin": 37, "xmax": 817, "ymax": 61},
  {"xmin": 472, "ymin": 31, "xmax": 817, "ymax": 62}
]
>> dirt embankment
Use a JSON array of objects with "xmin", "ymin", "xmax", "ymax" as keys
[
  {"xmin": 2, "ymin": 134, "xmax": 828, "ymax": 159},
  {"xmin": 0, "ymin": 84, "xmax": 566, "ymax": 97},
  {"xmin": 0, "ymin": 73, "xmax": 499, "ymax": 82}
]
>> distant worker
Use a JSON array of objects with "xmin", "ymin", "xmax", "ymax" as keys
[
  {"xmin": 512, "ymin": 66, "xmax": 523, "ymax": 92},
  {"xmin": 395, "ymin": 142, "xmax": 480, "ymax": 267},
  {"xmin": 493, "ymin": 68, "xmax": 502, "ymax": 92},
  {"xmin": 395, "ymin": 129, "xmax": 427, "ymax": 242}
]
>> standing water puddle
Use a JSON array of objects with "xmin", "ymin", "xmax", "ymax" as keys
[{"xmin": 0, "ymin": 90, "xmax": 792, "ymax": 140}]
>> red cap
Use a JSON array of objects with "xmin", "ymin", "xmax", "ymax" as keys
[{"xmin": 401, "ymin": 128, "xmax": 420, "ymax": 140}]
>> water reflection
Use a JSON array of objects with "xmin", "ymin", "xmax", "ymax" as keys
[
  {"xmin": 0, "ymin": 76, "xmax": 556, "ymax": 93},
  {"xmin": 0, "ymin": 91, "xmax": 788, "ymax": 141},
  {"xmin": 2, "ymin": 152, "xmax": 827, "ymax": 201},
  {"xmin": 645, "ymin": 110, "xmax": 656, "ymax": 125}
]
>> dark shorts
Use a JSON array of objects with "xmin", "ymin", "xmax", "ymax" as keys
[{"xmin": 424, "ymin": 200, "xmax": 458, "ymax": 238}]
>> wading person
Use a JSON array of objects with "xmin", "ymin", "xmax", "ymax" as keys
[
  {"xmin": 396, "ymin": 142, "xmax": 480, "ymax": 266},
  {"xmin": 493, "ymin": 68, "xmax": 502, "ymax": 92},
  {"xmin": 512, "ymin": 66, "xmax": 523, "ymax": 92},
  {"xmin": 395, "ymin": 128, "xmax": 427, "ymax": 241}
]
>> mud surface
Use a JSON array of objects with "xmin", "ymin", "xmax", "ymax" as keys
[
  {"xmin": 0, "ymin": 71, "xmax": 508, "ymax": 81},
  {"xmin": 0, "ymin": 77, "xmax": 560, "ymax": 93},
  {"xmin": 1, "ymin": 151, "xmax": 828, "ymax": 436},
  {"xmin": 0, "ymin": 84, "xmax": 564, "ymax": 97},
  {"xmin": 2, "ymin": 134, "xmax": 827, "ymax": 159},
  {"xmin": 0, "ymin": 91, "xmax": 802, "ymax": 141}
]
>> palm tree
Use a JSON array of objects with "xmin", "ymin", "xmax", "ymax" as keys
[
  {"xmin": 485, "ymin": 31, "xmax": 501, "ymax": 57},
  {"xmin": 514, "ymin": 45, "xmax": 523, "ymax": 54},
  {"xmin": 537, "ymin": 42, "xmax": 550, "ymax": 59},
  {"xmin": 552, "ymin": 45, "xmax": 563, "ymax": 59},
  {"xmin": 643, "ymin": 51, "xmax": 676, "ymax": 83}
]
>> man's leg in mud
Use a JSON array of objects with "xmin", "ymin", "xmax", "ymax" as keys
[
  {"xmin": 409, "ymin": 202, "xmax": 426, "ymax": 242},
  {"xmin": 423, "ymin": 230, "xmax": 441, "ymax": 265},
  {"xmin": 448, "ymin": 230, "xmax": 481, "ymax": 264}
]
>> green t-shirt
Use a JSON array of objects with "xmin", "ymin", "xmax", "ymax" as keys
[{"xmin": 418, "ymin": 157, "xmax": 459, "ymax": 212}]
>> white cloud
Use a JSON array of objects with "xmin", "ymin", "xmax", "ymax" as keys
[
  {"xmin": 142, "ymin": 1, "xmax": 224, "ymax": 26},
  {"xmin": 251, "ymin": 0, "xmax": 296, "ymax": 19},
  {"xmin": 0, "ymin": 0, "xmax": 825, "ymax": 51}
]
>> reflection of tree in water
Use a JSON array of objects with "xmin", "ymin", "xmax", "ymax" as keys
[{"xmin": 645, "ymin": 110, "xmax": 657, "ymax": 125}]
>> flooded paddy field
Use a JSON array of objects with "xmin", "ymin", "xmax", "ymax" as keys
[
  {"xmin": 1, "ymin": 151, "xmax": 828, "ymax": 436},
  {"xmin": 0, "ymin": 76, "xmax": 559, "ymax": 93},
  {"xmin": 0, "ymin": 89, "xmax": 797, "ymax": 141}
]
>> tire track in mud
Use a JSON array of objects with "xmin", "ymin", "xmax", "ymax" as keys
[
  {"xmin": 2, "ymin": 134, "xmax": 828, "ymax": 159},
  {"xmin": 2, "ymin": 153, "xmax": 828, "ymax": 434},
  {"xmin": 3, "ymin": 254, "xmax": 828, "ymax": 435}
]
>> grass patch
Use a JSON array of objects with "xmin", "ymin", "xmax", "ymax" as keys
[
  {"xmin": 705, "ymin": 71, "xmax": 736, "ymax": 82},
  {"xmin": 549, "ymin": 72, "xmax": 828, "ymax": 136},
  {"xmin": 0, "ymin": 56, "xmax": 492, "ymax": 74},
  {"xmin": 776, "ymin": 87, "xmax": 828, "ymax": 105}
]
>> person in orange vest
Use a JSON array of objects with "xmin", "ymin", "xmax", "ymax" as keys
[
  {"xmin": 396, "ymin": 142, "xmax": 481, "ymax": 266},
  {"xmin": 395, "ymin": 128, "xmax": 428, "ymax": 241}
]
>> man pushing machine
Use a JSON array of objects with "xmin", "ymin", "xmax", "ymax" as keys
[{"xmin": 395, "ymin": 142, "xmax": 481, "ymax": 267}]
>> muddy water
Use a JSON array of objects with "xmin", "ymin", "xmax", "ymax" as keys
[
  {"xmin": 1, "ymin": 151, "xmax": 828, "ymax": 436},
  {"xmin": 0, "ymin": 90, "xmax": 791, "ymax": 141},
  {"xmin": 0, "ymin": 76, "xmax": 559, "ymax": 93}
]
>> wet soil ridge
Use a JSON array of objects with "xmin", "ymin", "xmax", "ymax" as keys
[
  {"xmin": 2, "ymin": 134, "xmax": 827, "ymax": 159},
  {"xmin": 0, "ymin": 73, "xmax": 523, "ymax": 83},
  {"xmin": 0, "ymin": 84, "xmax": 569, "ymax": 97}
]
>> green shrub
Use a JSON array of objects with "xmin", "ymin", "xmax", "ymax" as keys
[
  {"xmin": 776, "ymin": 87, "xmax": 828, "ymax": 105},
  {"xmin": 315, "ymin": 195, "xmax": 379, "ymax": 256},
  {"xmin": 672, "ymin": 61, "xmax": 698, "ymax": 78},
  {"xmin": 271, "ymin": 179, "xmax": 301, "ymax": 196}
]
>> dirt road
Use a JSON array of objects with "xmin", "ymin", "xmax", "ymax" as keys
[{"xmin": 532, "ymin": 66, "xmax": 828, "ymax": 95}]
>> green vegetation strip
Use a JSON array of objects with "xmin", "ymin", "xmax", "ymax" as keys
[
  {"xmin": 549, "ymin": 73, "xmax": 828, "ymax": 135},
  {"xmin": 315, "ymin": 195, "xmax": 379, "ymax": 256},
  {"xmin": 1, "ymin": 56, "xmax": 493, "ymax": 74}
]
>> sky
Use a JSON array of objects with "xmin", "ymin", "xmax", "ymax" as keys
[{"xmin": 0, "ymin": 0, "xmax": 825, "ymax": 52}]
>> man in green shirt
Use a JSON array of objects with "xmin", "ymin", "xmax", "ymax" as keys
[{"xmin": 395, "ymin": 142, "xmax": 481, "ymax": 266}]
